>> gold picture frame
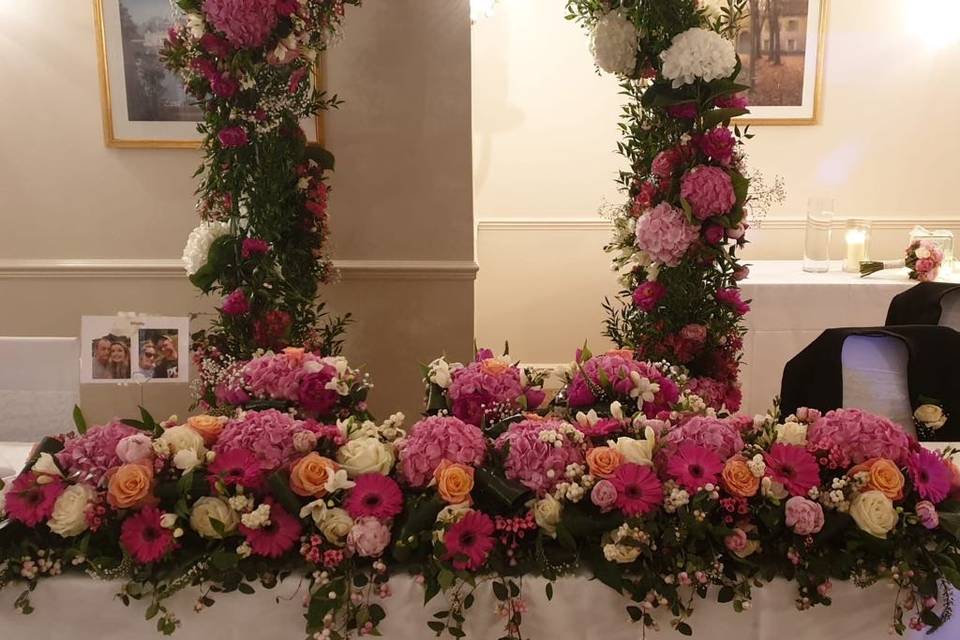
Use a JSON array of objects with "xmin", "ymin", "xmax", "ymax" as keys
[
  {"xmin": 734, "ymin": 0, "xmax": 828, "ymax": 126},
  {"xmin": 93, "ymin": 0, "xmax": 325, "ymax": 148}
]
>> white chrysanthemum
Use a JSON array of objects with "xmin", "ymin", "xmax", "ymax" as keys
[
  {"xmin": 660, "ymin": 27, "xmax": 736, "ymax": 88},
  {"xmin": 590, "ymin": 10, "xmax": 639, "ymax": 76},
  {"xmin": 181, "ymin": 221, "xmax": 231, "ymax": 276}
]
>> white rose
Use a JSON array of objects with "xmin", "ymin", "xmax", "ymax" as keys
[
  {"xmin": 775, "ymin": 422, "xmax": 808, "ymax": 446},
  {"xmin": 915, "ymin": 246, "xmax": 932, "ymax": 260},
  {"xmin": 319, "ymin": 507, "xmax": 354, "ymax": 547},
  {"xmin": 533, "ymin": 495, "xmax": 563, "ymax": 538},
  {"xmin": 159, "ymin": 425, "xmax": 206, "ymax": 457},
  {"xmin": 173, "ymin": 449, "xmax": 201, "ymax": 472},
  {"xmin": 48, "ymin": 484, "xmax": 95, "ymax": 538},
  {"xmin": 915, "ymin": 404, "xmax": 947, "ymax": 429},
  {"xmin": 190, "ymin": 497, "xmax": 239, "ymax": 539},
  {"xmin": 336, "ymin": 437, "xmax": 395, "ymax": 477},
  {"xmin": 850, "ymin": 490, "xmax": 898, "ymax": 539},
  {"xmin": 609, "ymin": 436, "xmax": 654, "ymax": 466},
  {"xmin": 603, "ymin": 543, "xmax": 641, "ymax": 564}
]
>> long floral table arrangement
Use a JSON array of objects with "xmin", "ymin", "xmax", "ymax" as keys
[{"xmin": 2, "ymin": 346, "xmax": 960, "ymax": 638}]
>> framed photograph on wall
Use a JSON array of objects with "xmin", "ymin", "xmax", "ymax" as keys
[
  {"xmin": 734, "ymin": 0, "xmax": 828, "ymax": 125},
  {"xmin": 81, "ymin": 315, "xmax": 190, "ymax": 383},
  {"xmin": 92, "ymin": 0, "xmax": 325, "ymax": 148}
]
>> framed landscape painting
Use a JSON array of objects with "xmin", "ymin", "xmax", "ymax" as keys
[
  {"xmin": 734, "ymin": 0, "xmax": 828, "ymax": 125},
  {"xmin": 93, "ymin": 0, "xmax": 324, "ymax": 148}
]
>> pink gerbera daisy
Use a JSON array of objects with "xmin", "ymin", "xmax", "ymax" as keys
[
  {"xmin": 207, "ymin": 448, "xmax": 264, "ymax": 490},
  {"xmin": 240, "ymin": 500, "xmax": 301, "ymax": 558},
  {"xmin": 444, "ymin": 511, "xmax": 495, "ymax": 571},
  {"xmin": 344, "ymin": 474, "xmax": 404, "ymax": 521},
  {"xmin": 666, "ymin": 442, "xmax": 723, "ymax": 492},
  {"xmin": 764, "ymin": 444, "xmax": 821, "ymax": 497},
  {"xmin": 909, "ymin": 448, "xmax": 952, "ymax": 504},
  {"xmin": 120, "ymin": 507, "xmax": 175, "ymax": 564},
  {"xmin": 609, "ymin": 463, "xmax": 663, "ymax": 516},
  {"xmin": 3, "ymin": 473, "xmax": 65, "ymax": 527}
]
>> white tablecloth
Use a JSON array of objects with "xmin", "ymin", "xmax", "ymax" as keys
[{"xmin": 738, "ymin": 261, "xmax": 959, "ymax": 417}]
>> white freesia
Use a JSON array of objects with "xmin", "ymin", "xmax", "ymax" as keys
[
  {"xmin": 533, "ymin": 495, "xmax": 563, "ymax": 538},
  {"xmin": 182, "ymin": 221, "xmax": 231, "ymax": 276},
  {"xmin": 240, "ymin": 503, "xmax": 271, "ymax": 530},
  {"xmin": 434, "ymin": 503, "xmax": 473, "ymax": 542},
  {"xmin": 575, "ymin": 410, "xmax": 601, "ymax": 430},
  {"xmin": 590, "ymin": 10, "xmax": 639, "ymax": 76},
  {"xmin": 761, "ymin": 476, "xmax": 788, "ymax": 500},
  {"xmin": 699, "ymin": 0, "xmax": 727, "ymax": 20},
  {"xmin": 336, "ymin": 437, "xmax": 395, "ymax": 477},
  {"xmin": 319, "ymin": 507, "xmax": 354, "ymax": 546},
  {"xmin": 159, "ymin": 513, "xmax": 178, "ymax": 529},
  {"xmin": 603, "ymin": 543, "xmax": 641, "ymax": 564},
  {"xmin": 609, "ymin": 429, "xmax": 655, "ymax": 466},
  {"xmin": 629, "ymin": 372, "xmax": 660, "ymax": 405},
  {"xmin": 610, "ymin": 401, "xmax": 625, "ymax": 421},
  {"xmin": 775, "ymin": 421, "xmax": 808, "ymax": 446},
  {"xmin": 428, "ymin": 358, "xmax": 455, "ymax": 389},
  {"xmin": 660, "ymin": 27, "xmax": 737, "ymax": 88},
  {"xmin": 190, "ymin": 497, "xmax": 239, "ymax": 539},
  {"xmin": 850, "ymin": 490, "xmax": 898, "ymax": 539},
  {"xmin": 324, "ymin": 467, "xmax": 356, "ymax": 494},
  {"xmin": 299, "ymin": 499, "xmax": 328, "ymax": 527},
  {"xmin": 48, "ymin": 484, "xmax": 95, "ymax": 538},
  {"xmin": 32, "ymin": 452, "xmax": 63, "ymax": 484}
]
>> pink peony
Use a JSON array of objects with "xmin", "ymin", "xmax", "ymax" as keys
[
  {"xmin": 908, "ymin": 448, "xmax": 952, "ymax": 504},
  {"xmin": 346, "ymin": 517, "xmax": 392, "ymax": 558},
  {"xmin": 633, "ymin": 280, "xmax": 666, "ymax": 312},
  {"xmin": 591, "ymin": 479, "xmax": 619, "ymax": 511},
  {"xmin": 241, "ymin": 238, "xmax": 271, "ymax": 258},
  {"xmin": 344, "ymin": 474, "xmax": 404, "ymax": 522},
  {"xmin": 444, "ymin": 511, "xmax": 495, "ymax": 571},
  {"xmin": 634, "ymin": 202, "xmax": 699, "ymax": 267},
  {"xmin": 58, "ymin": 422, "xmax": 141, "ymax": 485},
  {"xmin": 496, "ymin": 420, "xmax": 585, "ymax": 495},
  {"xmin": 916, "ymin": 259, "xmax": 935, "ymax": 273},
  {"xmin": 916, "ymin": 501, "xmax": 939, "ymax": 529},
  {"xmin": 214, "ymin": 409, "xmax": 325, "ymax": 472},
  {"xmin": 681, "ymin": 166, "xmax": 736, "ymax": 220},
  {"xmin": 3, "ymin": 473, "xmax": 65, "ymax": 527},
  {"xmin": 764, "ymin": 444, "xmax": 821, "ymax": 497},
  {"xmin": 806, "ymin": 409, "xmax": 912, "ymax": 468},
  {"xmin": 651, "ymin": 148, "xmax": 681, "ymax": 180},
  {"xmin": 666, "ymin": 442, "xmax": 723, "ymax": 492},
  {"xmin": 203, "ymin": 0, "xmax": 279, "ymax": 48},
  {"xmin": 784, "ymin": 496, "xmax": 825, "ymax": 535},
  {"xmin": 609, "ymin": 463, "xmax": 663, "ymax": 516},
  {"xmin": 699, "ymin": 127, "xmax": 736, "ymax": 165},
  {"xmin": 447, "ymin": 359, "xmax": 531, "ymax": 426},
  {"xmin": 716, "ymin": 288, "xmax": 750, "ymax": 315},
  {"xmin": 116, "ymin": 433, "xmax": 154, "ymax": 464},
  {"xmin": 218, "ymin": 126, "xmax": 249, "ymax": 148},
  {"xmin": 397, "ymin": 416, "xmax": 486, "ymax": 487},
  {"xmin": 206, "ymin": 448, "xmax": 264, "ymax": 490},
  {"xmin": 662, "ymin": 416, "xmax": 744, "ymax": 459},
  {"xmin": 240, "ymin": 500, "xmax": 301, "ymax": 558},
  {"xmin": 221, "ymin": 289, "xmax": 250, "ymax": 316},
  {"xmin": 683, "ymin": 376, "xmax": 740, "ymax": 412},
  {"xmin": 120, "ymin": 507, "xmax": 175, "ymax": 564}
]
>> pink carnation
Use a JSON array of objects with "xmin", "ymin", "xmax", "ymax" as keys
[
  {"xmin": 397, "ymin": 416, "xmax": 486, "ymax": 487},
  {"xmin": 496, "ymin": 419, "xmax": 585, "ymax": 495},
  {"xmin": 58, "ymin": 422, "xmax": 141, "ymax": 485},
  {"xmin": 241, "ymin": 238, "xmax": 271, "ymax": 258},
  {"xmin": 681, "ymin": 166, "xmax": 736, "ymax": 220},
  {"xmin": 633, "ymin": 181, "xmax": 659, "ymax": 211},
  {"xmin": 806, "ymin": 408, "xmax": 913, "ymax": 468},
  {"xmin": 217, "ymin": 126, "xmax": 249, "ymax": 148},
  {"xmin": 699, "ymin": 127, "xmax": 736, "ymax": 165},
  {"xmin": 634, "ymin": 202, "xmax": 699, "ymax": 267},
  {"xmin": 3, "ymin": 473, "xmax": 65, "ymax": 527},
  {"xmin": 666, "ymin": 103, "xmax": 698, "ymax": 119},
  {"xmin": 714, "ymin": 93, "xmax": 749, "ymax": 110},
  {"xmin": 214, "ymin": 409, "xmax": 325, "ymax": 472},
  {"xmin": 662, "ymin": 416, "xmax": 744, "ymax": 460},
  {"xmin": 204, "ymin": 0, "xmax": 279, "ymax": 48}
]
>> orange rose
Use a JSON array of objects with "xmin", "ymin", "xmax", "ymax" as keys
[
  {"xmin": 721, "ymin": 456, "xmax": 760, "ymax": 498},
  {"xmin": 283, "ymin": 347, "xmax": 306, "ymax": 365},
  {"xmin": 290, "ymin": 453, "xmax": 338, "ymax": 497},
  {"xmin": 107, "ymin": 463, "xmax": 154, "ymax": 509},
  {"xmin": 586, "ymin": 446, "xmax": 624, "ymax": 478},
  {"xmin": 480, "ymin": 358, "xmax": 510, "ymax": 376},
  {"xmin": 605, "ymin": 348, "xmax": 635, "ymax": 361},
  {"xmin": 434, "ymin": 459, "xmax": 475, "ymax": 504},
  {"xmin": 186, "ymin": 415, "xmax": 227, "ymax": 445},
  {"xmin": 848, "ymin": 458, "xmax": 904, "ymax": 500}
]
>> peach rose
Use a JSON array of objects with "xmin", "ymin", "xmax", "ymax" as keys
[
  {"xmin": 434, "ymin": 459, "xmax": 475, "ymax": 504},
  {"xmin": 586, "ymin": 446, "xmax": 624, "ymax": 478},
  {"xmin": 283, "ymin": 347, "xmax": 306, "ymax": 365},
  {"xmin": 848, "ymin": 458, "xmax": 904, "ymax": 501},
  {"xmin": 480, "ymin": 358, "xmax": 510, "ymax": 375},
  {"xmin": 290, "ymin": 453, "xmax": 338, "ymax": 497},
  {"xmin": 107, "ymin": 463, "xmax": 154, "ymax": 509},
  {"xmin": 721, "ymin": 456, "xmax": 760, "ymax": 498},
  {"xmin": 186, "ymin": 415, "xmax": 227, "ymax": 445},
  {"xmin": 605, "ymin": 348, "xmax": 635, "ymax": 360}
]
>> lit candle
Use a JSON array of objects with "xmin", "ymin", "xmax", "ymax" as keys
[{"xmin": 844, "ymin": 229, "xmax": 867, "ymax": 272}]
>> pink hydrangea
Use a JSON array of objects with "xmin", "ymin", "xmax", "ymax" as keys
[
  {"xmin": 214, "ymin": 409, "xmax": 326, "ymax": 472},
  {"xmin": 240, "ymin": 351, "xmax": 341, "ymax": 416},
  {"xmin": 396, "ymin": 416, "xmax": 487, "ymax": 487},
  {"xmin": 806, "ymin": 408, "xmax": 913, "ymax": 468},
  {"xmin": 684, "ymin": 376, "xmax": 742, "ymax": 412},
  {"xmin": 57, "ymin": 422, "xmax": 141, "ymax": 485},
  {"xmin": 634, "ymin": 202, "xmax": 699, "ymax": 267},
  {"xmin": 496, "ymin": 419, "xmax": 585, "ymax": 495},
  {"xmin": 662, "ymin": 416, "xmax": 745, "ymax": 460},
  {"xmin": 699, "ymin": 127, "xmax": 735, "ymax": 165},
  {"xmin": 681, "ymin": 166, "xmax": 736, "ymax": 220},
  {"xmin": 204, "ymin": 0, "xmax": 279, "ymax": 49},
  {"xmin": 567, "ymin": 353, "xmax": 680, "ymax": 418},
  {"xmin": 447, "ymin": 360, "xmax": 531, "ymax": 426}
]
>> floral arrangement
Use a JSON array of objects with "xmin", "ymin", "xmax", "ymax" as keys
[
  {"xmin": 860, "ymin": 238, "xmax": 945, "ymax": 282},
  {"xmin": 162, "ymin": 0, "xmax": 361, "ymax": 359},
  {"xmin": 564, "ymin": 0, "xmax": 783, "ymax": 413}
]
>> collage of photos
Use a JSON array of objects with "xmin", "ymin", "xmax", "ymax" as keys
[{"xmin": 81, "ymin": 316, "xmax": 189, "ymax": 383}]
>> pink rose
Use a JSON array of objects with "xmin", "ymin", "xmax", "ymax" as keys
[
  {"xmin": 116, "ymin": 433, "xmax": 154, "ymax": 464},
  {"xmin": 733, "ymin": 265, "xmax": 750, "ymax": 281},
  {"xmin": 916, "ymin": 259, "xmax": 935, "ymax": 273},
  {"xmin": 704, "ymin": 225, "xmax": 725, "ymax": 245},
  {"xmin": 724, "ymin": 528, "xmax": 750, "ymax": 555},
  {"xmin": 591, "ymin": 479, "xmax": 618, "ymax": 511},
  {"xmin": 916, "ymin": 501, "xmax": 939, "ymax": 529},
  {"xmin": 633, "ymin": 281, "xmax": 667, "ymax": 312},
  {"xmin": 784, "ymin": 496, "xmax": 824, "ymax": 535},
  {"xmin": 222, "ymin": 289, "xmax": 250, "ymax": 316},
  {"xmin": 346, "ymin": 516, "xmax": 391, "ymax": 557}
]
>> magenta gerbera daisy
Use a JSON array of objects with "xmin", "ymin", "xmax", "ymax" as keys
[
  {"xmin": 3, "ymin": 473, "xmax": 65, "ymax": 527},
  {"xmin": 763, "ymin": 444, "xmax": 821, "ymax": 497},
  {"xmin": 344, "ymin": 474, "xmax": 404, "ymax": 521},
  {"xmin": 207, "ymin": 448, "xmax": 264, "ymax": 490},
  {"xmin": 240, "ymin": 500, "xmax": 301, "ymax": 559},
  {"xmin": 609, "ymin": 463, "xmax": 663, "ymax": 516},
  {"xmin": 909, "ymin": 448, "xmax": 953, "ymax": 504},
  {"xmin": 666, "ymin": 442, "xmax": 723, "ymax": 492},
  {"xmin": 443, "ymin": 511, "xmax": 495, "ymax": 571},
  {"xmin": 120, "ymin": 507, "xmax": 175, "ymax": 564}
]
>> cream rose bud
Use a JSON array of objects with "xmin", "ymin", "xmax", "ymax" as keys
[
  {"xmin": 915, "ymin": 404, "xmax": 946, "ymax": 428},
  {"xmin": 32, "ymin": 452, "xmax": 63, "ymax": 480},
  {"xmin": 775, "ymin": 421, "xmax": 808, "ymax": 446},
  {"xmin": 850, "ymin": 490, "xmax": 898, "ymax": 539},
  {"xmin": 159, "ymin": 425, "xmax": 206, "ymax": 456},
  {"xmin": 48, "ymin": 484, "xmax": 95, "ymax": 538},
  {"xmin": 190, "ymin": 497, "xmax": 239, "ymax": 539},
  {"xmin": 319, "ymin": 507, "xmax": 354, "ymax": 546},
  {"xmin": 916, "ymin": 246, "xmax": 932, "ymax": 260},
  {"xmin": 173, "ymin": 449, "xmax": 202, "ymax": 472},
  {"xmin": 336, "ymin": 437, "xmax": 395, "ymax": 477},
  {"xmin": 533, "ymin": 495, "xmax": 563, "ymax": 538},
  {"xmin": 603, "ymin": 543, "xmax": 641, "ymax": 564},
  {"xmin": 608, "ymin": 436, "xmax": 654, "ymax": 466}
]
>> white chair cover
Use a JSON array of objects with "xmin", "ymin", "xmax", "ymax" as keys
[
  {"xmin": 938, "ymin": 289, "xmax": 960, "ymax": 331},
  {"xmin": 0, "ymin": 337, "xmax": 80, "ymax": 446},
  {"xmin": 841, "ymin": 335, "xmax": 915, "ymax": 435}
]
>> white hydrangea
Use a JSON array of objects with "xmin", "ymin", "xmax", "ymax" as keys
[
  {"xmin": 181, "ymin": 221, "xmax": 231, "ymax": 276},
  {"xmin": 660, "ymin": 27, "xmax": 736, "ymax": 88},
  {"xmin": 590, "ymin": 10, "xmax": 639, "ymax": 76}
]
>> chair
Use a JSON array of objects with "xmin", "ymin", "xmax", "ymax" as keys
[
  {"xmin": 885, "ymin": 282, "xmax": 960, "ymax": 330},
  {"xmin": 0, "ymin": 337, "xmax": 80, "ymax": 449},
  {"xmin": 841, "ymin": 335, "xmax": 914, "ymax": 434}
]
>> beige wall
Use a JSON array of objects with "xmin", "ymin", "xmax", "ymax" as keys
[
  {"xmin": 473, "ymin": 0, "xmax": 960, "ymax": 364},
  {"xmin": 0, "ymin": 0, "xmax": 476, "ymax": 427}
]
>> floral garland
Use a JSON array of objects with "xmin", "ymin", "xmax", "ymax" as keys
[
  {"xmin": 4, "ymin": 348, "xmax": 960, "ymax": 637},
  {"xmin": 162, "ymin": 0, "xmax": 360, "ymax": 360},
  {"xmin": 566, "ymin": 0, "xmax": 776, "ymax": 413}
]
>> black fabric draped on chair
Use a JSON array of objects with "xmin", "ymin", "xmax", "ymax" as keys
[{"xmin": 886, "ymin": 282, "xmax": 960, "ymax": 326}]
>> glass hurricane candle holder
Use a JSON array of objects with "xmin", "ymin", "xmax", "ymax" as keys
[{"xmin": 843, "ymin": 218, "xmax": 872, "ymax": 273}]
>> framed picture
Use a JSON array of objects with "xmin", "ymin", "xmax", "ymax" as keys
[
  {"xmin": 734, "ymin": 0, "xmax": 828, "ymax": 125},
  {"xmin": 92, "ymin": 0, "xmax": 325, "ymax": 148},
  {"xmin": 81, "ymin": 315, "xmax": 190, "ymax": 383}
]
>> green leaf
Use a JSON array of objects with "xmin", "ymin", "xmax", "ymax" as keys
[
  {"xmin": 717, "ymin": 586, "xmax": 735, "ymax": 603},
  {"xmin": 305, "ymin": 145, "xmax": 336, "ymax": 172},
  {"xmin": 267, "ymin": 472, "xmax": 302, "ymax": 517},
  {"xmin": 145, "ymin": 602, "xmax": 159, "ymax": 620},
  {"xmin": 545, "ymin": 583, "xmax": 553, "ymax": 601},
  {"xmin": 627, "ymin": 605, "xmax": 643, "ymax": 621},
  {"xmin": 438, "ymin": 569, "xmax": 456, "ymax": 590},
  {"xmin": 492, "ymin": 581, "xmax": 508, "ymax": 601},
  {"xmin": 189, "ymin": 264, "xmax": 218, "ymax": 293},
  {"xmin": 702, "ymin": 107, "xmax": 750, "ymax": 130},
  {"xmin": 677, "ymin": 622, "xmax": 693, "ymax": 636},
  {"xmin": 939, "ymin": 512, "xmax": 960, "ymax": 540},
  {"xmin": 474, "ymin": 467, "xmax": 529, "ymax": 508},
  {"xmin": 73, "ymin": 405, "xmax": 88, "ymax": 435},
  {"xmin": 730, "ymin": 170, "xmax": 750, "ymax": 207},
  {"xmin": 941, "ymin": 566, "xmax": 960, "ymax": 589},
  {"xmin": 237, "ymin": 582, "xmax": 255, "ymax": 595},
  {"xmin": 427, "ymin": 621, "xmax": 446, "ymax": 634},
  {"xmin": 210, "ymin": 551, "xmax": 238, "ymax": 571}
]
